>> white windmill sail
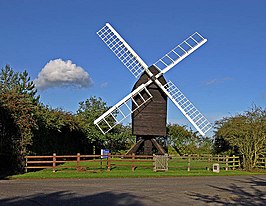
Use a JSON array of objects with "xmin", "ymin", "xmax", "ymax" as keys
[
  {"xmin": 155, "ymin": 79, "xmax": 212, "ymax": 136},
  {"xmin": 97, "ymin": 23, "xmax": 148, "ymax": 78},
  {"xmin": 154, "ymin": 32, "xmax": 207, "ymax": 75},
  {"xmin": 94, "ymin": 84, "xmax": 153, "ymax": 134}
]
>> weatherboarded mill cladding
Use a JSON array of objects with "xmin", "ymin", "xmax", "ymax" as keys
[{"xmin": 132, "ymin": 65, "xmax": 167, "ymax": 136}]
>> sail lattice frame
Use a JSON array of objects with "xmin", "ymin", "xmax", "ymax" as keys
[
  {"xmin": 163, "ymin": 80, "xmax": 212, "ymax": 135},
  {"xmin": 94, "ymin": 84, "xmax": 153, "ymax": 134},
  {"xmin": 97, "ymin": 23, "xmax": 148, "ymax": 78}
]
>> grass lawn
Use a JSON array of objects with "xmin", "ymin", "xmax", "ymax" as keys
[{"xmin": 11, "ymin": 158, "xmax": 265, "ymax": 179}]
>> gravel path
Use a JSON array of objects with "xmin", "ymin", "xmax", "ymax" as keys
[{"xmin": 0, "ymin": 175, "xmax": 266, "ymax": 205}]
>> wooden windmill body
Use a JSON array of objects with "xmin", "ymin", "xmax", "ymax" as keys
[
  {"xmin": 94, "ymin": 23, "xmax": 212, "ymax": 155},
  {"xmin": 130, "ymin": 66, "xmax": 167, "ymax": 155},
  {"xmin": 132, "ymin": 66, "xmax": 167, "ymax": 137}
]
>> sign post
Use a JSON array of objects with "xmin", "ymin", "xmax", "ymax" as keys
[{"xmin": 101, "ymin": 149, "xmax": 110, "ymax": 169}]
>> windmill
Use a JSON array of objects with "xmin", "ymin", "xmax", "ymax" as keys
[{"xmin": 94, "ymin": 23, "xmax": 212, "ymax": 155}]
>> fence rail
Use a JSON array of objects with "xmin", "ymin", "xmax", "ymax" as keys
[
  {"xmin": 169, "ymin": 154, "xmax": 240, "ymax": 171},
  {"xmin": 25, "ymin": 153, "xmax": 154, "ymax": 173},
  {"xmin": 256, "ymin": 156, "xmax": 266, "ymax": 169},
  {"xmin": 25, "ymin": 153, "xmax": 242, "ymax": 173}
]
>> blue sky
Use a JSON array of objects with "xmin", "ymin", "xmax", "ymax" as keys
[{"xmin": 1, "ymin": 0, "xmax": 265, "ymax": 136}]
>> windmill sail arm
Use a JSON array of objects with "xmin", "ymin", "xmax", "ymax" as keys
[
  {"xmin": 154, "ymin": 32, "xmax": 207, "ymax": 75},
  {"xmin": 153, "ymin": 79, "xmax": 212, "ymax": 136},
  {"xmin": 97, "ymin": 23, "xmax": 148, "ymax": 78},
  {"xmin": 94, "ymin": 84, "xmax": 153, "ymax": 134}
]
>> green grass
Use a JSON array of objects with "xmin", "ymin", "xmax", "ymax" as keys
[
  {"xmin": 11, "ymin": 168, "xmax": 263, "ymax": 179},
  {"xmin": 10, "ymin": 158, "xmax": 265, "ymax": 179}
]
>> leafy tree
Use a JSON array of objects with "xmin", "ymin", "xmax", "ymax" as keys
[
  {"xmin": 0, "ymin": 101, "xmax": 20, "ymax": 173},
  {"xmin": 31, "ymin": 105, "xmax": 90, "ymax": 155},
  {"xmin": 77, "ymin": 96, "xmax": 135, "ymax": 154},
  {"xmin": 213, "ymin": 135, "xmax": 239, "ymax": 155},
  {"xmin": 167, "ymin": 123, "xmax": 213, "ymax": 155},
  {"xmin": 105, "ymin": 124, "xmax": 135, "ymax": 154},
  {"xmin": 167, "ymin": 124, "xmax": 196, "ymax": 154},
  {"xmin": 76, "ymin": 96, "xmax": 109, "ymax": 152},
  {"xmin": 197, "ymin": 136, "xmax": 213, "ymax": 154},
  {"xmin": 215, "ymin": 106, "xmax": 266, "ymax": 170},
  {"xmin": 0, "ymin": 65, "xmax": 39, "ymax": 172}
]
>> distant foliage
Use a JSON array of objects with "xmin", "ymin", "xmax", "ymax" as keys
[{"xmin": 167, "ymin": 123, "xmax": 213, "ymax": 155}]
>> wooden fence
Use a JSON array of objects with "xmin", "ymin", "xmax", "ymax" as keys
[
  {"xmin": 25, "ymin": 153, "xmax": 241, "ymax": 173},
  {"xmin": 178, "ymin": 154, "xmax": 240, "ymax": 171},
  {"xmin": 256, "ymin": 156, "xmax": 266, "ymax": 169},
  {"xmin": 25, "ymin": 153, "xmax": 154, "ymax": 173}
]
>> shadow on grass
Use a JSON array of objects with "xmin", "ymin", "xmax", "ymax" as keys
[
  {"xmin": 188, "ymin": 176, "xmax": 266, "ymax": 205},
  {"xmin": 0, "ymin": 191, "xmax": 143, "ymax": 206}
]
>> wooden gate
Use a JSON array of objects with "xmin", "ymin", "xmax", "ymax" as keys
[{"xmin": 153, "ymin": 154, "xmax": 168, "ymax": 172}]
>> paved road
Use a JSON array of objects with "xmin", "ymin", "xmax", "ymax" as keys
[{"xmin": 0, "ymin": 175, "xmax": 266, "ymax": 206}]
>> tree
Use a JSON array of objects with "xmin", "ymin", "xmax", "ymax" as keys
[
  {"xmin": 167, "ymin": 123, "xmax": 213, "ymax": 155},
  {"xmin": 31, "ymin": 105, "xmax": 90, "ymax": 155},
  {"xmin": 76, "ymin": 96, "xmax": 109, "ymax": 152},
  {"xmin": 213, "ymin": 135, "xmax": 239, "ymax": 155},
  {"xmin": 167, "ymin": 123, "xmax": 205, "ymax": 155},
  {"xmin": 197, "ymin": 136, "xmax": 213, "ymax": 154},
  {"xmin": 77, "ymin": 96, "xmax": 135, "ymax": 154},
  {"xmin": 0, "ymin": 65, "xmax": 39, "ymax": 172},
  {"xmin": 105, "ymin": 124, "xmax": 135, "ymax": 154},
  {"xmin": 215, "ymin": 106, "xmax": 266, "ymax": 170},
  {"xmin": 0, "ymin": 101, "xmax": 20, "ymax": 173}
]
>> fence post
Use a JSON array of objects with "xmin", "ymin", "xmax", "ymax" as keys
[
  {"xmin": 53, "ymin": 153, "xmax": 56, "ymax": 173},
  {"xmin": 207, "ymin": 155, "xmax": 211, "ymax": 171},
  {"xmin": 107, "ymin": 153, "xmax": 111, "ymax": 172},
  {"xmin": 165, "ymin": 154, "xmax": 169, "ymax": 172},
  {"xmin": 153, "ymin": 154, "xmax": 156, "ymax": 172},
  {"xmin": 132, "ymin": 153, "xmax": 135, "ymax": 172},
  {"xmin": 188, "ymin": 155, "xmax": 191, "ymax": 172},
  {"xmin": 77, "ymin": 153, "xmax": 80, "ymax": 171},
  {"xmin": 225, "ymin": 155, "xmax": 229, "ymax": 171},
  {"xmin": 232, "ymin": 155, "xmax": 235, "ymax": 170},
  {"xmin": 25, "ymin": 156, "xmax": 28, "ymax": 173}
]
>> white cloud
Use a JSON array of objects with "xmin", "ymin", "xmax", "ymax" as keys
[
  {"xmin": 205, "ymin": 77, "xmax": 233, "ymax": 86},
  {"xmin": 100, "ymin": 82, "xmax": 108, "ymax": 88},
  {"xmin": 34, "ymin": 59, "xmax": 92, "ymax": 90},
  {"xmin": 205, "ymin": 79, "xmax": 218, "ymax": 86}
]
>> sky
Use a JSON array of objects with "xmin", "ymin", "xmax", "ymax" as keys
[{"xmin": 0, "ymin": 0, "xmax": 265, "ymax": 136}]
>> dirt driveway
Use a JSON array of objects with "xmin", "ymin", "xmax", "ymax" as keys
[{"xmin": 0, "ymin": 175, "xmax": 266, "ymax": 206}]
